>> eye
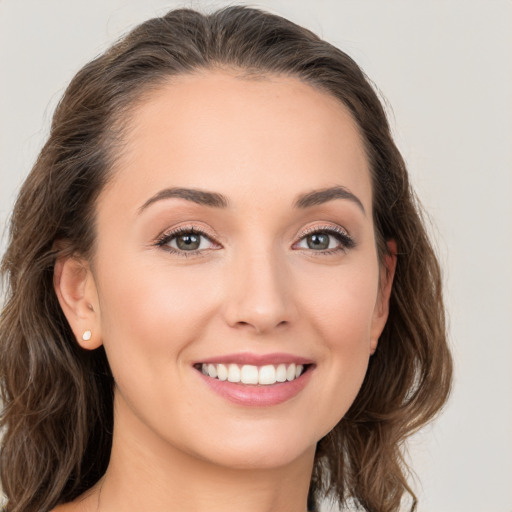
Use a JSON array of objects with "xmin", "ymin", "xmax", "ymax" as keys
[
  {"xmin": 155, "ymin": 226, "xmax": 220, "ymax": 256},
  {"xmin": 294, "ymin": 226, "xmax": 355, "ymax": 254}
]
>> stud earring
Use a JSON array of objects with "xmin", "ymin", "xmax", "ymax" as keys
[{"xmin": 82, "ymin": 330, "xmax": 92, "ymax": 341}]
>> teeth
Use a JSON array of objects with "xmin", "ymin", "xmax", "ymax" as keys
[
  {"xmin": 240, "ymin": 365, "xmax": 259, "ymax": 384},
  {"xmin": 227, "ymin": 364, "xmax": 241, "ymax": 383},
  {"xmin": 259, "ymin": 365, "xmax": 276, "ymax": 385},
  {"xmin": 286, "ymin": 363, "xmax": 296, "ymax": 381},
  {"xmin": 200, "ymin": 362, "xmax": 307, "ymax": 385},
  {"xmin": 217, "ymin": 363, "xmax": 228, "ymax": 381},
  {"xmin": 276, "ymin": 364, "xmax": 287, "ymax": 382},
  {"xmin": 207, "ymin": 364, "xmax": 217, "ymax": 378}
]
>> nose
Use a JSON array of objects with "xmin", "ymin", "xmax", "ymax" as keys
[{"xmin": 222, "ymin": 246, "xmax": 297, "ymax": 335}]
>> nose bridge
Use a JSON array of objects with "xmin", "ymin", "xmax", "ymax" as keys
[{"xmin": 223, "ymin": 237, "xmax": 295, "ymax": 334}]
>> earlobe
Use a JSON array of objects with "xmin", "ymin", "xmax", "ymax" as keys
[
  {"xmin": 54, "ymin": 255, "xmax": 102, "ymax": 350},
  {"xmin": 370, "ymin": 240, "xmax": 397, "ymax": 354}
]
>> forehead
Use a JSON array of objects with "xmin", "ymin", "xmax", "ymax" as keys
[{"xmin": 103, "ymin": 70, "xmax": 372, "ymax": 214}]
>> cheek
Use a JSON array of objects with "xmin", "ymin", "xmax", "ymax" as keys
[
  {"xmin": 301, "ymin": 259, "xmax": 379, "ymax": 345},
  {"xmin": 95, "ymin": 255, "xmax": 219, "ymax": 379},
  {"xmin": 298, "ymin": 261, "xmax": 379, "ymax": 432}
]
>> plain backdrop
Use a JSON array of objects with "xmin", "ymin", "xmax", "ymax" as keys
[{"xmin": 0, "ymin": 1, "xmax": 511, "ymax": 511}]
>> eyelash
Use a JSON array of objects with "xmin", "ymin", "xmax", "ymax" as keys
[{"xmin": 155, "ymin": 224, "xmax": 355, "ymax": 258}]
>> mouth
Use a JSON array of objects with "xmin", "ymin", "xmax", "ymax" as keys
[
  {"xmin": 193, "ymin": 352, "xmax": 315, "ymax": 406},
  {"xmin": 193, "ymin": 362, "xmax": 311, "ymax": 386}
]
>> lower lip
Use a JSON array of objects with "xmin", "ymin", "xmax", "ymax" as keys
[{"xmin": 196, "ymin": 367, "xmax": 313, "ymax": 407}]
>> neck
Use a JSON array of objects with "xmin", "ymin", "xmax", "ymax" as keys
[{"xmin": 88, "ymin": 395, "xmax": 316, "ymax": 512}]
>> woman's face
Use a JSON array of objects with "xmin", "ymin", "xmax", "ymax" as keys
[{"xmin": 86, "ymin": 71, "xmax": 393, "ymax": 469}]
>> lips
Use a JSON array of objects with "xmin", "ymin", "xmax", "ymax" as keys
[{"xmin": 193, "ymin": 352, "xmax": 314, "ymax": 406}]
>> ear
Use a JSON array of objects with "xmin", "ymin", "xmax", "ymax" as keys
[
  {"xmin": 370, "ymin": 240, "xmax": 397, "ymax": 355},
  {"xmin": 54, "ymin": 255, "xmax": 102, "ymax": 350}
]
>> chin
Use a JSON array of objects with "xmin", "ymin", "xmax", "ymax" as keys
[
  {"xmin": 201, "ymin": 440, "xmax": 316, "ymax": 471},
  {"xmin": 175, "ymin": 419, "xmax": 321, "ymax": 471}
]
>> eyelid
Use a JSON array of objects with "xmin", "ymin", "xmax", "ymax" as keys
[
  {"xmin": 297, "ymin": 223, "xmax": 350, "ymax": 239},
  {"xmin": 156, "ymin": 223, "xmax": 218, "ymax": 242}
]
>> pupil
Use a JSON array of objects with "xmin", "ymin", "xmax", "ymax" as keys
[
  {"xmin": 308, "ymin": 233, "xmax": 329, "ymax": 250},
  {"xmin": 177, "ymin": 233, "xmax": 200, "ymax": 250}
]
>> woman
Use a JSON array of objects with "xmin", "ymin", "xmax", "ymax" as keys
[{"xmin": 0, "ymin": 6, "xmax": 452, "ymax": 512}]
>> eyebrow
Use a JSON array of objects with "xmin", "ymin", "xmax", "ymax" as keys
[
  {"xmin": 139, "ymin": 185, "xmax": 365, "ymax": 214},
  {"xmin": 139, "ymin": 187, "xmax": 229, "ymax": 212},
  {"xmin": 294, "ymin": 186, "xmax": 366, "ymax": 214}
]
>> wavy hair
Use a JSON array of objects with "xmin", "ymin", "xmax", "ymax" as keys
[{"xmin": 0, "ymin": 6, "xmax": 452, "ymax": 512}]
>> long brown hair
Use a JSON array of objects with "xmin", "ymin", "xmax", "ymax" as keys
[{"xmin": 0, "ymin": 6, "xmax": 452, "ymax": 512}]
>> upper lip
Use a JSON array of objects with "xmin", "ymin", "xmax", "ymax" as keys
[{"xmin": 196, "ymin": 352, "xmax": 314, "ymax": 366}]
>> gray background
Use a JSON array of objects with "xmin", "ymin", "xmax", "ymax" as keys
[{"xmin": 1, "ymin": 1, "xmax": 511, "ymax": 511}]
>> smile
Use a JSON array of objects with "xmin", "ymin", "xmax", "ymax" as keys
[
  {"xmin": 198, "ymin": 363, "xmax": 306, "ymax": 385},
  {"xmin": 193, "ymin": 352, "xmax": 314, "ymax": 406}
]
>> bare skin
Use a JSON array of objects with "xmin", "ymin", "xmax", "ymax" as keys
[{"xmin": 53, "ymin": 71, "xmax": 395, "ymax": 512}]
